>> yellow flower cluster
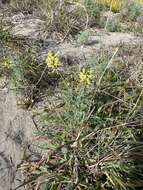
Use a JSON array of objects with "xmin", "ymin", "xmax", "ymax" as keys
[
  {"xmin": 136, "ymin": 0, "xmax": 143, "ymax": 4},
  {"xmin": 100, "ymin": 0, "xmax": 123, "ymax": 12},
  {"xmin": 79, "ymin": 68, "xmax": 93, "ymax": 85},
  {"xmin": 46, "ymin": 51, "xmax": 61, "ymax": 71},
  {"xmin": 3, "ymin": 59, "xmax": 14, "ymax": 68}
]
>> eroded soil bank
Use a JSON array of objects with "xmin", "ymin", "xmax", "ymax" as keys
[{"xmin": 0, "ymin": 80, "xmax": 37, "ymax": 190}]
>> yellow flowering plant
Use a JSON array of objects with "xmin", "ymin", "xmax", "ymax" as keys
[
  {"xmin": 136, "ymin": 0, "xmax": 143, "ymax": 4},
  {"xmin": 2, "ymin": 58, "xmax": 14, "ymax": 69},
  {"xmin": 79, "ymin": 68, "xmax": 93, "ymax": 85},
  {"xmin": 100, "ymin": 0, "xmax": 123, "ymax": 12},
  {"xmin": 46, "ymin": 51, "xmax": 61, "ymax": 71}
]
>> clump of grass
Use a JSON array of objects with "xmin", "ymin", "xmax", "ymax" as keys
[
  {"xmin": 9, "ymin": 0, "xmax": 103, "ymax": 37},
  {"xmin": 84, "ymin": 0, "xmax": 104, "ymax": 26},
  {"xmin": 76, "ymin": 30, "xmax": 90, "ymax": 45},
  {"xmin": 0, "ymin": 28, "xmax": 16, "ymax": 76},
  {"xmin": 106, "ymin": 16, "xmax": 122, "ymax": 32},
  {"xmin": 126, "ymin": 2, "xmax": 143, "ymax": 21},
  {"xmin": 10, "ymin": 0, "xmax": 37, "ymax": 12},
  {"xmin": 38, "ymin": 0, "xmax": 88, "ymax": 37},
  {"xmin": 18, "ymin": 47, "xmax": 143, "ymax": 190},
  {"xmin": 0, "ymin": 28, "xmax": 12, "ymax": 44}
]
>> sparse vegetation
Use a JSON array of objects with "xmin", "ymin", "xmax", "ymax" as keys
[
  {"xmin": 106, "ymin": 16, "xmax": 122, "ymax": 32},
  {"xmin": 127, "ymin": 2, "xmax": 143, "ymax": 21},
  {"xmin": 0, "ymin": 1, "xmax": 143, "ymax": 190},
  {"xmin": 16, "ymin": 46, "xmax": 143, "ymax": 190},
  {"xmin": 76, "ymin": 31, "xmax": 90, "ymax": 45}
]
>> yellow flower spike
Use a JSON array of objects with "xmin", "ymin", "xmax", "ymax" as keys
[
  {"xmin": 100, "ymin": 0, "xmax": 123, "ymax": 12},
  {"xmin": 3, "ymin": 59, "xmax": 14, "ymax": 68},
  {"xmin": 79, "ymin": 68, "xmax": 93, "ymax": 85},
  {"xmin": 46, "ymin": 51, "xmax": 61, "ymax": 71}
]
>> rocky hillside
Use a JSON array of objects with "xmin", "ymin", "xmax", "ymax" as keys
[{"xmin": 0, "ymin": 1, "xmax": 143, "ymax": 190}]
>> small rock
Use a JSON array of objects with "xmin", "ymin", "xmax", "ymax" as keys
[{"xmin": 11, "ymin": 19, "xmax": 45, "ymax": 39}]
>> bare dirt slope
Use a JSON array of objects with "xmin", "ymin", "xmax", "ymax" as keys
[{"xmin": 0, "ymin": 80, "xmax": 36, "ymax": 190}]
